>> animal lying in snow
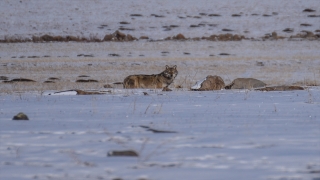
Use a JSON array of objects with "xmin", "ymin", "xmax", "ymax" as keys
[
  {"xmin": 225, "ymin": 78, "xmax": 266, "ymax": 89},
  {"xmin": 191, "ymin": 75, "xmax": 225, "ymax": 91}
]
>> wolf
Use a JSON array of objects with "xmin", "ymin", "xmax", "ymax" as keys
[{"xmin": 123, "ymin": 65, "xmax": 178, "ymax": 89}]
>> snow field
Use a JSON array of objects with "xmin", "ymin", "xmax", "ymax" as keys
[{"xmin": 1, "ymin": 88, "xmax": 320, "ymax": 180}]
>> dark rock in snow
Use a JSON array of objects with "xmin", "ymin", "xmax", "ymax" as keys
[
  {"xmin": 13, "ymin": 112, "xmax": 29, "ymax": 120},
  {"xmin": 107, "ymin": 150, "xmax": 139, "ymax": 157}
]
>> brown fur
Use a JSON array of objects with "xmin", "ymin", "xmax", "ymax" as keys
[
  {"xmin": 123, "ymin": 65, "xmax": 178, "ymax": 89},
  {"xmin": 192, "ymin": 75, "xmax": 225, "ymax": 91},
  {"xmin": 75, "ymin": 90, "xmax": 106, "ymax": 95},
  {"xmin": 255, "ymin": 86, "xmax": 304, "ymax": 91},
  {"xmin": 225, "ymin": 78, "xmax": 266, "ymax": 89}
]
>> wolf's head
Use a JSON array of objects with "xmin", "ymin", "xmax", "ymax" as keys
[{"xmin": 162, "ymin": 65, "xmax": 178, "ymax": 80}]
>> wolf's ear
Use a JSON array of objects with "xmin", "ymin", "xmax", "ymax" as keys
[
  {"xmin": 166, "ymin": 65, "xmax": 169, "ymax": 69},
  {"xmin": 173, "ymin": 65, "xmax": 177, "ymax": 69}
]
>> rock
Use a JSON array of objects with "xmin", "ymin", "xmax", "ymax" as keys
[
  {"xmin": 32, "ymin": 36, "xmax": 41, "ymax": 42},
  {"xmin": 225, "ymin": 78, "xmax": 266, "ymax": 89},
  {"xmin": 66, "ymin": 36, "xmax": 80, "ymax": 42},
  {"xmin": 308, "ymin": 15, "xmax": 320, "ymax": 17},
  {"xmin": 206, "ymin": 34, "xmax": 217, "ymax": 41},
  {"xmin": 103, "ymin": 34, "xmax": 113, "ymax": 41},
  {"xmin": 219, "ymin": 53, "xmax": 230, "ymax": 56},
  {"xmin": 0, "ymin": 76, "xmax": 8, "ymax": 80},
  {"xmin": 162, "ymin": 87, "xmax": 172, "ymax": 91},
  {"xmin": 290, "ymin": 31, "xmax": 316, "ymax": 39},
  {"xmin": 78, "ymin": 75, "xmax": 90, "ymax": 78},
  {"xmin": 190, "ymin": 24, "xmax": 200, "ymax": 28},
  {"xmin": 170, "ymin": 25, "xmax": 179, "ymax": 28},
  {"xmin": 37, "ymin": 35, "xmax": 66, "ymax": 42},
  {"xmin": 256, "ymin": 62, "xmax": 264, "ymax": 66},
  {"xmin": 107, "ymin": 150, "xmax": 139, "ymax": 157},
  {"xmin": 8, "ymin": 78, "xmax": 36, "ymax": 82},
  {"xmin": 48, "ymin": 77, "xmax": 60, "ymax": 81},
  {"xmin": 290, "ymin": 33, "xmax": 303, "ymax": 39},
  {"xmin": 301, "ymin": 23, "xmax": 312, "ymax": 27},
  {"xmin": 173, "ymin": 33, "xmax": 186, "ymax": 40},
  {"xmin": 119, "ymin": 21, "xmax": 130, "ymax": 24},
  {"xmin": 304, "ymin": 31, "xmax": 315, "ymax": 38},
  {"xmin": 76, "ymin": 79, "xmax": 99, "ymax": 83},
  {"xmin": 218, "ymin": 33, "xmax": 233, "ymax": 41},
  {"xmin": 113, "ymin": 30, "xmax": 126, "ymax": 41},
  {"xmin": 40, "ymin": 34, "xmax": 55, "ymax": 41},
  {"xmin": 125, "ymin": 34, "xmax": 135, "ymax": 41},
  {"xmin": 108, "ymin": 53, "xmax": 120, "ymax": 57},
  {"xmin": 80, "ymin": 37, "xmax": 88, "ymax": 42},
  {"xmin": 208, "ymin": 14, "xmax": 221, "ymax": 17},
  {"xmin": 130, "ymin": 14, "xmax": 143, "ymax": 17},
  {"xmin": 139, "ymin": 125, "xmax": 177, "ymax": 133},
  {"xmin": 283, "ymin": 28, "xmax": 294, "ymax": 33},
  {"xmin": 151, "ymin": 14, "xmax": 165, "ymax": 18},
  {"xmin": 271, "ymin": 32, "xmax": 278, "ymax": 39},
  {"xmin": 233, "ymin": 34, "xmax": 242, "ymax": 41},
  {"xmin": 232, "ymin": 14, "xmax": 241, "ymax": 17},
  {"xmin": 222, "ymin": 29, "xmax": 233, "ymax": 32},
  {"xmin": 103, "ymin": 31, "xmax": 136, "ymax": 41},
  {"xmin": 12, "ymin": 112, "xmax": 29, "ymax": 120},
  {"xmin": 52, "ymin": 36, "xmax": 65, "ymax": 41},
  {"xmin": 103, "ymin": 84, "xmax": 113, "ymax": 88},
  {"xmin": 139, "ymin": 36, "xmax": 149, "ymax": 39},
  {"xmin": 44, "ymin": 80, "xmax": 55, "ymax": 83},
  {"xmin": 191, "ymin": 75, "xmax": 225, "ymax": 91},
  {"xmin": 303, "ymin": 8, "xmax": 316, "ymax": 12}
]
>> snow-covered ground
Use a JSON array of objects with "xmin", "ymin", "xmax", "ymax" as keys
[
  {"xmin": 1, "ymin": 0, "xmax": 319, "ymax": 40},
  {"xmin": 1, "ymin": 0, "xmax": 320, "ymax": 180},
  {"xmin": 1, "ymin": 88, "xmax": 320, "ymax": 180}
]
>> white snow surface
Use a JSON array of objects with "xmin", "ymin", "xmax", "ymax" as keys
[{"xmin": 1, "ymin": 88, "xmax": 320, "ymax": 180}]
